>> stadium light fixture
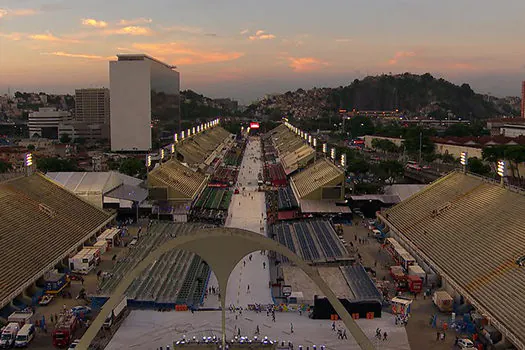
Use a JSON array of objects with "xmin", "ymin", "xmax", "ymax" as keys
[
  {"xmin": 187, "ymin": 128, "xmax": 191, "ymax": 137},
  {"xmin": 313, "ymin": 138, "xmax": 317, "ymax": 148},
  {"xmin": 192, "ymin": 127, "xmax": 196, "ymax": 135},
  {"xmin": 331, "ymin": 147, "xmax": 336, "ymax": 160},
  {"xmin": 323, "ymin": 143, "xmax": 327, "ymax": 154},
  {"xmin": 460, "ymin": 152, "xmax": 468, "ymax": 166},
  {"xmin": 161, "ymin": 149, "xmax": 165, "ymax": 160},
  {"xmin": 174, "ymin": 133, "xmax": 178, "ymax": 143},
  {"xmin": 341, "ymin": 154, "xmax": 346, "ymax": 167},
  {"xmin": 497, "ymin": 160, "xmax": 506, "ymax": 177},
  {"xmin": 197, "ymin": 125, "xmax": 200, "ymax": 133},
  {"xmin": 146, "ymin": 154, "xmax": 152, "ymax": 167},
  {"xmin": 171, "ymin": 144, "xmax": 175, "ymax": 154},
  {"xmin": 308, "ymin": 135, "xmax": 312, "ymax": 144},
  {"xmin": 304, "ymin": 133, "xmax": 308, "ymax": 141},
  {"xmin": 25, "ymin": 153, "xmax": 33, "ymax": 167},
  {"xmin": 181, "ymin": 131, "xmax": 185, "ymax": 140}
]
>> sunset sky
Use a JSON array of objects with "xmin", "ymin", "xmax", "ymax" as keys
[{"xmin": 1, "ymin": 0, "xmax": 525, "ymax": 103}]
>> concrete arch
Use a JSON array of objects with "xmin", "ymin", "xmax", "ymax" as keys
[{"xmin": 77, "ymin": 227, "xmax": 374, "ymax": 350}]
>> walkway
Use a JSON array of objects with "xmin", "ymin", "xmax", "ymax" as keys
[{"xmin": 223, "ymin": 136, "xmax": 273, "ymax": 307}]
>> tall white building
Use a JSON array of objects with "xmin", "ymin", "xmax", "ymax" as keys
[
  {"xmin": 109, "ymin": 54, "xmax": 180, "ymax": 152},
  {"xmin": 28, "ymin": 107, "xmax": 72, "ymax": 139}
]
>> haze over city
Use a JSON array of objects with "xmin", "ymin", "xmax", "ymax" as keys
[{"xmin": 1, "ymin": 0, "xmax": 525, "ymax": 102}]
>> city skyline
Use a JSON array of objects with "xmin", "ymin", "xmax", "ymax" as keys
[{"xmin": 1, "ymin": 0, "xmax": 525, "ymax": 103}]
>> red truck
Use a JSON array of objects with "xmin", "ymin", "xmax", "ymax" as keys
[
  {"xmin": 396, "ymin": 275, "xmax": 423, "ymax": 294},
  {"xmin": 52, "ymin": 312, "xmax": 78, "ymax": 348}
]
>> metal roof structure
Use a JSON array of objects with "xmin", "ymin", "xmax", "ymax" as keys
[
  {"xmin": 46, "ymin": 171, "xmax": 142, "ymax": 195},
  {"xmin": 290, "ymin": 158, "xmax": 344, "ymax": 200},
  {"xmin": 0, "ymin": 174, "xmax": 113, "ymax": 309},
  {"xmin": 105, "ymin": 184, "xmax": 148, "ymax": 203},
  {"xmin": 380, "ymin": 171, "xmax": 525, "ymax": 349}
]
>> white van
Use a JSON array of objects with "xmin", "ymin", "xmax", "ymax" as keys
[
  {"xmin": 14, "ymin": 324, "xmax": 35, "ymax": 347},
  {"xmin": 0, "ymin": 322, "xmax": 19, "ymax": 348}
]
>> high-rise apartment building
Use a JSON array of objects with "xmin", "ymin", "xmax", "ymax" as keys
[
  {"xmin": 28, "ymin": 107, "xmax": 72, "ymax": 139},
  {"xmin": 109, "ymin": 54, "xmax": 180, "ymax": 152},
  {"xmin": 75, "ymin": 88, "xmax": 110, "ymax": 124},
  {"xmin": 521, "ymin": 81, "xmax": 525, "ymax": 118}
]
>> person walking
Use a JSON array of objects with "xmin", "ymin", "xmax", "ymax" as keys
[
  {"xmin": 256, "ymin": 325, "xmax": 260, "ymax": 335},
  {"xmin": 290, "ymin": 323, "xmax": 294, "ymax": 333},
  {"xmin": 263, "ymin": 262, "xmax": 266, "ymax": 269},
  {"xmin": 342, "ymin": 329, "xmax": 347, "ymax": 340},
  {"xmin": 383, "ymin": 331, "xmax": 388, "ymax": 341},
  {"xmin": 332, "ymin": 322, "xmax": 336, "ymax": 331}
]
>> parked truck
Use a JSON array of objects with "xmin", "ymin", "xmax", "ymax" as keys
[
  {"xmin": 0, "ymin": 323, "xmax": 20, "ymax": 349},
  {"xmin": 432, "ymin": 290, "xmax": 454, "ymax": 312},
  {"xmin": 103, "ymin": 297, "xmax": 127, "ymax": 329},
  {"xmin": 8, "ymin": 310, "xmax": 34, "ymax": 327},
  {"xmin": 52, "ymin": 312, "xmax": 78, "ymax": 348}
]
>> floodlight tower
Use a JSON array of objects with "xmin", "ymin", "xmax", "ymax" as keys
[
  {"xmin": 460, "ymin": 152, "xmax": 468, "ymax": 173},
  {"xmin": 497, "ymin": 160, "xmax": 506, "ymax": 186}
]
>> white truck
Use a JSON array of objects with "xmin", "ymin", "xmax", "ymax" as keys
[
  {"xmin": 7, "ymin": 310, "xmax": 34, "ymax": 327},
  {"xmin": 68, "ymin": 247, "xmax": 100, "ymax": 274},
  {"xmin": 103, "ymin": 297, "xmax": 127, "ymax": 329},
  {"xmin": 0, "ymin": 323, "xmax": 20, "ymax": 348}
]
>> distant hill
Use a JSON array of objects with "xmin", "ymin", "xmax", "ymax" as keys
[{"xmin": 250, "ymin": 73, "xmax": 520, "ymax": 120}]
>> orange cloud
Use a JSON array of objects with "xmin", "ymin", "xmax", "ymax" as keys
[
  {"xmin": 0, "ymin": 8, "xmax": 37, "ymax": 18},
  {"xmin": 81, "ymin": 18, "xmax": 108, "ymax": 28},
  {"xmin": 131, "ymin": 42, "xmax": 243, "ymax": 65},
  {"xmin": 240, "ymin": 29, "xmax": 249, "ymax": 35},
  {"xmin": 0, "ymin": 32, "xmax": 23, "ymax": 40},
  {"xmin": 107, "ymin": 26, "xmax": 154, "ymax": 36},
  {"xmin": 160, "ymin": 25, "xmax": 203, "ymax": 34},
  {"xmin": 288, "ymin": 57, "xmax": 328, "ymax": 72},
  {"xmin": 249, "ymin": 30, "xmax": 276, "ymax": 41},
  {"xmin": 42, "ymin": 51, "xmax": 115, "ymax": 60},
  {"xmin": 118, "ymin": 18, "xmax": 152, "ymax": 26},
  {"xmin": 388, "ymin": 51, "xmax": 416, "ymax": 65},
  {"xmin": 29, "ymin": 32, "xmax": 80, "ymax": 43}
]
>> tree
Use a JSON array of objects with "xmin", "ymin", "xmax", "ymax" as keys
[
  {"xmin": 371, "ymin": 138, "xmax": 398, "ymax": 153},
  {"xmin": 371, "ymin": 160, "xmax": 404, "ymax": 184},
  {"xmin": 74, "ymin": 137, "xmax": 86, "ymax": 145},
  {"xmin": 119, "ymin": 158, "xmax": 146, "ymax": 178},
  {"xmin": 347, "ymin": 157, "xmax": 370, "ymax": 174},
  {"xmin": 27, "ymin": 144, "xmax": 35, "ymax": 151},
  {"xmin": 0, "ymin": 161, "xmax": 11, "ymax": 173},
  {"xmin": 467, "ymin": 157, "xmax": 491, "ymax": 176},
  {"xmin": 36, "ymin": 157, "xmax": 77, "ymax": 172},
  {"xmin": 440, "ymin": 153, "xmax": 456, "ymax": 164},
  {"xmin": 60, "ymin": 133, "xmax": 71, "ymax": 144}
]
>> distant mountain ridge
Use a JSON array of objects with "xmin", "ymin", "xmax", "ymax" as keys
[{"xmin": 250, "ymin": 73, "xmax": 520, "ymax": 120}]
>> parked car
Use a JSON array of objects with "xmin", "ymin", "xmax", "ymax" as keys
[
  {"xmin": 39, "ymin": 294, "xmax": 54, "ymax": 306},
  {"xmin": 458, "ymin": 338, "xmax": 474, "ymax": 349},
  {"xmin": 67, "ymin": 339, "xmax": 80, "ymax": 350},
  {"xmin": 70, "ymin": 306, "xmax": 91, "ymax": 317}
]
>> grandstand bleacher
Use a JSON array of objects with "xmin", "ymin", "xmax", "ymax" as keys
[
  {"xmin": 269, "ymin": 220, "xmax": 347, "ymax": 262},
  {"xmin": 277, "ymin": 186, "xmax": 298, "ymax": 211},
  {"xmin": 176, "ymin": 127, "xmax": 230, "ymax": 166},
  {"xmin": 290, "ymin": 158, "xmax": 344, "ymax": 200},
  {"xmin": 210, "ymin": 166, "xmax": 239, "ymax": 186},
  {"xmin": 148, "ymin": 159, "xmax": 207, "ymax": 201},
  {"xmin": 0, "ymin": 174, "xmax": 113, "ymax": 309},
  {"xmin": 266, "ymin": 164, "xmax": 287, "ymax": 187},
  {"xmin": 98, "ymin": 222, "xmax": 211, "ymax": 308},
  {"xmin": 340, "ymin": 265, "xmax": 382, "ymax": 302},
  {"xmin": 267, "ymin": 124, "xmax": 315, "ymax": 175},
  {"xmin": 381, "ymin": 171, "xmax": 525, "ymax": 348}
]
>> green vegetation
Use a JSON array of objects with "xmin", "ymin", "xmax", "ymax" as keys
[
  {"xmin": 483, "ymin": 145, "xmax": 525, "ymax": 179},
  {"xmin": 36, "ymin": 157, "xmax": 77, "ymax": 172},
  {"xmin": 0, "ymin": 161, "xmax": 11, "ymax": 173},
  {"xmin": 119, "ymin": 158, "xmax": 146, "ymax": 178},
  {"xmin": 370, "ymin": 160, "xmax": 405, "ymax": 185},
  {"xmin": 329, "ymin": 73, "xmax": 517, "ymax": 119},
  {"xmin": 467, "ymin": 157, "xmax": 491, "ymax": 176},
  {"xmin": 371, "ymin": 138, "xmax": 398, "ymax": 153},
  {"xmin": 59, "ymin": 133, "xmax": 71, "ymax": 144}
]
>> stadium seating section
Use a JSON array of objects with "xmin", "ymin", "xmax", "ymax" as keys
[
  {"xmin": 340, "ymin": 264, "xmax": 383, "ymax": 302},
  {"xmin": 290, "ymin": 158, "xmax": 344, "ymax": 199},
  {"xmin": 148, "ymin": 159, "xmax": 207, "ymax": 200},
  {"xmin": 267, "ymin": 124, "xmax": 315, "ymax": 175},
  {"xmin": 210, "ymin": 166, "xmax": 239, "ymax": 186},
  {"xmin": 177, "ymin": 127, "xmax": 230, "ymax": 166},
  {"xmin": 0, "ymin": 174, "xmax": 111, "ymax": 307},
  {"xmin": 383, "ymin": 171, "xmax": 525, "ymax": 346},
  {"xmin": 265, "ymin": 164, "xmax": 287, "ymax": 187},
  {"xmin": 269, "ymin": 220, "xmax": 347, "ymax": 263},
  {"xmin": 100, "ymin": 222, "xmax": 210, "ymax": 307},
  {"xmin": 277, "ymin": 186, "xmax": 298, "ymax": 211}
]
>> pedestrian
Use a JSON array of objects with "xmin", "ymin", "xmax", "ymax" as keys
[
  {"xmin": 256, "ymin": 325, "xmax": 260, "ymax": 335},
  {"xmin": 263, "ymin": 262, "xmax": 266, "ymax": 269},
  {"xmin": 249, "ymin": 254, "xmax": 252, "ymax": 261},
  {"xmin": 243, "ymin": 261, "xmax": 246, "ymax": 267},
  {"xmin": 332, "ymin": 322, "xmax": 336, "ymax": 331},
  {"xmin": 247, "ymin": 285, "xmax": 250, "ymax": 293},
  {"xmin": 436, "ymin": 331, "xmax": 440, "ymax": 341},
  {"xmin": 342, "ymin": 329, "xmax": 347, "ymax": 339},
  {"xmin": 337, "ymin": 329, "xmax": 342, "ymax": 339},
  {"xmin": 272, "ymin": 314, "xmax": 275, "ymax": 322},
  {"xmin": 383, "ymin": 331, "xmax": 388, "ymax": 341},
  {"xmin": 290, "ymin": 323, "xmax": 294, "ymax": 333}
]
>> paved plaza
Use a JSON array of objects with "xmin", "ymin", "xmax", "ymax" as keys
[{"xmin": 105, "ymin": 309, "xmax": 411, "ymax": 350}]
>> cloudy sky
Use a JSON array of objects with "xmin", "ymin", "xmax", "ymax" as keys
[{"xmin": 1, "ymin": 0, "xmax": 524, "ymax": 103}]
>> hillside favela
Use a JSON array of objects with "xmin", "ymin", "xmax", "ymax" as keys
[{"xmin": 1, "ymin": 1, "xmax": 525, "ymax": 350}]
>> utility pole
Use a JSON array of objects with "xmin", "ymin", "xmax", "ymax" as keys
[{"xmin": 419, "ymin": 132, "xmax": 422, "ymax": 164}]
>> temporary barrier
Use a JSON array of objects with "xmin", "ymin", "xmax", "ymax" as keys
[
  {"xmin": 366, "ymin": 312, "xmax": 374, "ymax": 319},
  {"xmin": 352, "ymin": 313, "xmax": 359, "ymax": 320}
]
